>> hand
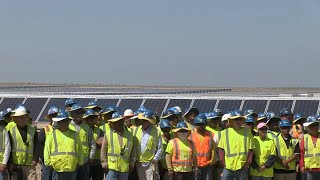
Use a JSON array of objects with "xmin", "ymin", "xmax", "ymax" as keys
[
  {"xmin": 258, "ymin": 165, "xmax": 266, "ymax": 172},
  {"xmin": 243, "ymin": 162, "xmax": 250, "ymax": 169},
  {"xmin": 282, "ymin": 160, "xmax": 289, "ymax": 169},
  {"xmin": 103, "ymin": 165, "xmax": 109, "ymax": 173},
  {"xmin": 31, "ymin": 161, "xmax": 38, "ymax": 167},
  {"xmin": 97, "ymin": 137, "xmax": 103, "ymax": 146},
  {"xmin": 300, "ymin": 166, "xmax": 306, "ymax": 173},
  {"xmin": 0, "ymin": 164, "xmax": 7, "ymax": 173}
]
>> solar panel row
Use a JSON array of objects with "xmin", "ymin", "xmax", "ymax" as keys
[{"xmin": 0, "ymin": 98, "xmax": 319, "ymax": 122}]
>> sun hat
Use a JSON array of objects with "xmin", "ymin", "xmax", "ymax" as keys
[
  {"xmin": 52, "ymin": 110, "xmax": 71, "ymax": 122},
  {"xmin": 85, "ymin": 100, "xmax": 102, "ymax": 110},
  {"xmin": 11, "ymin": 107, "xmax": 29, "ymax": 117},
  {"xmin": 108, "ymin": 111, "xmax": 126, "ymax": 122},
  {"xmin": 303, "ymin": 116, "xmax": 319, "ymax": 127},
  {"xmin": 123, "ymin": 109, "xmax": 134, "ymax": 118},
  {"xmin": 83, "ymin": 109, "xmax": 98, "ymax": 119},
  {"xmin": 138, "ymin": 110, "xmax": 156, "ymax": 124}
]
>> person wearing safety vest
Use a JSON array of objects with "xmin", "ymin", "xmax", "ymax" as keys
[
  {"xmin": 292, "ymin": 114, "xmax": 306, "ymax": 140},
  {"xmin": 161, "ymin": 107, "xmax": 180, "ymax": 128},
  {"xmin": 0, "ymin": 114, "xmax": 11, "ymax": 180},
  {"xmin": 8, "ymin": 106, "xmax": 39, "ymax": 180},
  {"xmin": 38, "ymin": 106, "xmax": 59, "ymax": 180},
  {"xmin": 220, "ymin": 113, "xmax": 231, "ymax": 132},
  {"xmin": 300, "ymin": 116, "xmax": 320, "ymax": 180},
  {"xmin": 100, "ymin": 112, "xmax": 135, "ymax": 180},
  {"xmin": 64, "ymin": 98, "xmax": 76, "ymax": 112},
  {"xmin": 256, "ymin": 113, "xmax": 267, "ymax": 123},
  {"xmin": 190, "ymin": 113, "xmax": 216, "ymax": 180},
  {"xmin": 166, "ymin": 121, "xmax": 198, "ymax": 180},
  {"xmin": 134, "ymin": 110, "xmax": 162, "ymax": 180},
  {"xmin": 44, "ymin": 110, "xmax": 84, "ymax": 180},
  {"xmin": 159, "ymin": 119, "xmax": 172, "ymax": 180},
  {"xmin": 2, "ymin": 108, "xmax": 13, "ymax": 131},
  {"xmin": 218, "ymin": 110, "xmax": 254, "ymax": 180},
  {"xmin": 244, "ymin": 115, "xmax": 257, "ymax": 136},
  {"xmin": 250, "ymin": 122, "xmax": 276, "ymax": 180},
  {"xmin": 85, "ymin": 100, "xmax": 103, "ymax": 126},
  {"xmin": 266, "ymin": 112, "xmax": 281, "ymax": 139},
  {"xmin": 123, "ymin": 109, "xmax": 135, "ymax": 129},
  {"xmin": 83, "ymin": 109, "xmax": 104, "ymax": 180},
  {"xmin": 273, "ymin": 120, "xmax": 299, "ymax": 180},
  {"xmin": 68, "ymin": 103, "xmax": 96, "ymax": 180},
  {"xmin": 205, "ymin": 111, "xmax": 222, "ymax": 141},
  {"xmin": 99, "ymin": 105, "xmax": 118, "ymax": 133},
  {"xmin": 183, "ymin": 107, "xmax": 199, "ymax": 130}
]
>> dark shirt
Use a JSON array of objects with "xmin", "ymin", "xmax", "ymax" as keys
[{"xmin": 38, "ymin": 128, "xmax": 46, "ymax": 161}]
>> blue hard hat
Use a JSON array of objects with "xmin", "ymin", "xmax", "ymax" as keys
[
  {"xmin": 100, "ymin": 105, "xmax": 118, "ymax": 114},
  {"xmin": 280, "ymin": 108, "xmax": 292, "ymax": 116},
  {"xmin": 111, "ymin": 111, "xmax": 122, "ymax": 119},
  {"xmin": 140, "ymin": 110, "xmax": 155, "ymax": 119},
  {"xmin": 137, "ymin": 106, "xmax": 148, "ymax": 112},
  {"xmin": 52, "ymin": 110, "xmax": 70, "ymax": 122},
  {"xmin": 183, "ymin": 107, "xmax": 199, "ymax": 117},
  {"xmin": 304, "ymin": 116, "xmax": 319, "ymax": 127},
  {"xmin": 229, "ymin": 110, "xmax": 244, "ymax": 120},
  {"xmin": 245, "ymin": 116, "xmax": 255, "ymax": 123},
  {"xmin": 194, "ymin": 113, "xmax": 207, "ymax": 124},
  {"xmin": 244, "ymin": 109, "xmax": 257, "ymax": 117},
  {"xmin": 65, "ymin": 98, "xmax": 76, "ymax": 107},
  {"xmin": 69, "ymin": 103, "xmax": 85, "ymax": 112},
  {"xmin": 162, "ymin": 108, "xmax": 179, "ymax": 118},
  {"xmin": 2, "ymin": 108, "xmax": 12, "ymax": 117},
  {"xmin": 168, "ymin": 107, "xmax": 181, "ymax": 115},
  {"xmin": 257, "ymin": 113, "xmax": 267, "ymax": 121},
  {"xmin": 293, "ymin": 114, "xmax": 306, "ymax": 123},
  {"xmin": 83, "ymin": 109, "xmax": 98, "ymax": 119},
  {"xmin": 279, "ymin": 119, "xmax": 292, "ymax": 127},
  {"xmin": 266, "ymin": 112, "xmax": 281, "ymax": 124},
  {"xmin": 205, "ymin": 112, "xmax": 219, "ymax": 120},
  {"xmin": 159, "ymin": 119, "xmax": 171, "ymax": 128},
  {"xmin": 48, "ymin": 106, "xmax": 59, "ymax": 115},
  {"xmin": 85, "ymin": 100, "xmax": 102, "ymax": 109},
  {"xmin": 172, "ymin": 121, "xmax": 191, "ymax": 132}
]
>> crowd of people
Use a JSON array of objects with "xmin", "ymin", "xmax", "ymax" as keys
[{"xmin": 0, "ymin": 98, "xmax": 319, "ymax": 180}]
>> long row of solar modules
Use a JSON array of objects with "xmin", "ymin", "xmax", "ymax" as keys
[{"xmin": 0, "ymin": 98, "xmax": 320, "ymax": 122}]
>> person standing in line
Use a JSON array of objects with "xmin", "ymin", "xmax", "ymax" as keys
[
  {"xmin": 0, "ymin": 114, "xmax": 11, "ymax": 180},
  {"xmin": 44, "ymin": 110, "xmax": 84, "ymax": 180},
  {"xmin": 183, "ymin": 107, "xmax": 199, "ymax": 130},
  {"xmin": 266, "ymin": 112, "xmax": 281, "ymax": 139},
  {"xmin": 99, "ymin": 105, "xmax": 118, "ymax": 133},
  {"xmin": 159, "ymin": 119, "xmax": 172, "ymax": 180}
]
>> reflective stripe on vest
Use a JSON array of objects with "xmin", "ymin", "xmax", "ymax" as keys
[
  {"xmin": 190, "ymin": 131, "xmax": 213, "ymax": 157},
  {"xmin": 172, "ymin": 138, "xmax": 193, "ymax": 166},
  {"xmin": 225, "ymin": 128, "xmax": 247, "ymax": 157},
  {"xmin": 275, "ymin": 135, "xmax": 298, "ymax": 159},
  {"xmin": 304, "ymin": 135, "xmax": 320, "ymax": 158},
  {"xmin": 51, "ymin": 130, "xmax": 78, "ymax": 157},
  {"xmin": 11, "ymin": 126, "xmax": 34, "ymax": 154},
  {"xmin": 107, "ymin": 130, "xmax": 131, "ymax": 161}
]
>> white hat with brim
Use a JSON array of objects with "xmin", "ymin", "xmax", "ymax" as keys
[
  {"xmin": 303, "ymin": 121, "xmax": 319, "ymax": 127},
  {"xmin": 172, "ymin": 127, "xmax": 191, "ymax": 133},
  {"xmin": 52, "ymin": 117, "xmax": 71, "ymax": 122},
  {"xmin": 108, "ymin": 117, "xmax": 126, "ymax": 123},
  {"xmin": 11, "ymin": 108, "xmax": 30, "ymax": 117},
  {"xmin": 138, "ymin": 113, "xmax": 156, "ymax": 125}
]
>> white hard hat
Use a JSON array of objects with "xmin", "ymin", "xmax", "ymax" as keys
[
  {"xmin": 123, "ymin": 109, "xmax": 134, "ymax": 117},
  {"xmin": 174, "ymin": 106, "xmax": 182, "ymax": 113},
  {"xmin": 221, "ymin": 114, "xmax": 231, "ymax": 122}
]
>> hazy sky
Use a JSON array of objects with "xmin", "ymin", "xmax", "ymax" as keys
[{"xmin": 1, "ymin": 1, "xmax": 319, "ymax": 87}]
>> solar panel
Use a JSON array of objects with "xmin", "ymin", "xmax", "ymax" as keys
[
  {"xmin": 166, "ymin": 99, "xmax": 192, "ymax": 113},
  {"xmin": 217, "ymin": 100, "xmax": 242, "ymax": 113},
  {"xmin": 242, "ymin": 100, "xmax": 268, "ymax": 114},
  {"xmin": 142, "ymin": 99, "xmax": 168, "ymax": 116},
  {"xmin": 118, "ymin": 99, "xmax": 143, "ymax": 114},
  {"xmin": 192, "ymin": 99, "xmax": 217, "ymax": 113},
  {"xmin": 24, "ymin": 98, "xmax": 48, "ymax": 120},
  {"xmin": 267, "ymin": 100, "xmax": 293, "ymax": 116},
  {"xmin": 294, "ymin": 100, "xmax": 319, "ymax": 117},
  {"xmin": 96, "ymin": 99, "xmax": 119, "ymax": 108},
  {"xmin": 0, "ymin": 98, "xmax": 25, "ymax": 110},
  {"xmin": 75, "ymin": 98, "xmax": 94, "ymax": 107},
  {"xmin": 38, "ymin": 98, "xmax": 67, "ymax": 121}
]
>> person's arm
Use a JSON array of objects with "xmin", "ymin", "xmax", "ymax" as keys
[
  {"xmin": 166, "ymin": 153, "xmax": 173, "ymax": 171},
  {"xmin": 264, "ymin": 155, "xmax": 276, "ymax": 168},
  {"xmin": 2, "ymin": 130, "xmax": 11, "ymax": 165},
  {"xmin": 38, "ymin": 129, "xmax": 46, "ymax": 161},
  {"xmin": 33, "ymin": 132, "xmax": 40, "ymax": 162},
  {"xmin": 153, "ymin": 132, "xmax": 163, "ymax": 162},
  {"xmin": 210, "ymin": 135, "xmax": 217, "ymax": 164},
  {"xmin": 285, "ymin": 142, "xmax": 300, "ymax": 164},
  {"xmin": 100, "ymin": 134, "xmax": 108, "ymax": 168},
  {"xmin": 192, "ymin": 142, "xmax": 198, "ymax": 170},
  {"xmin": 245, "ymin": 149, "xmax": 253, "ymax": 167},
  {"xmin": 218, "ymin": 148, "xmax": 225, "ymax": 167}
]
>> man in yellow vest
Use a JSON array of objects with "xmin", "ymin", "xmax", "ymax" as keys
[
  {"xmin": 300, "ymin": 116, "xmax": 320, "ymax": 180},
  {"xmin": 273, "ymin": 120, "xmax": 299, "ymax": 180},
  {"xmin": 99, "ymin": 105, "xmax": 118, "ymax": 133},
  {"xmin": 250, "ymin": 122, "xmax": 276, "ymax": 180},
  {"xmin": 134, "ymin": 110, "xmax": 162, "ymax": 180},
  {"xmin": 218, "ymin": 110, "xmax": 254, "ymax": 180},
  {"xmin": 159, "ymin": 119, "xmax": 172, "ymax": 180},
  {"xmin": 68, "ymin": 103, "xmax": 96, "ymax": 180},
  {"xmin": 166, "ymin": 121, "xmax": 198, "ymax": 180},
  {"xmin": 0, "ymin": 114, "xmax": 11, "ymax": 180},
  {"xmin": 85, "ymin": 100, "xmax": 103, "ymax": 127},
  {"xmin": 64, "ymin": 98, "xmax": 76, "ymax": 112},
  {"xmin": 183, "ymin": 107, "xmax": 199, "ymax": 130},
  {"xmin": 8, "ymin": 106, "xmax": 39, "ymax": 180},
  {"xmin": 44, "ymin": 110, "xmax": 84, "ymax": 180},
  {"xmin": 266, "ymin": 112, "xmax": 281, "ymax": 139},
  {"xmin": 100, "ymin": 111, "xmax": 135, "ymax": 180},
  {"xmin": 83, "ymin": 109, "xmax": 104, "ymax": 180},
  {"xmin": 2, "ymin": 108, "xmax": 13, "ymax": 131},
  {"xmin": 161, "ymin": 107, "xmax": 180, "ymax": 128},
  {"xmin": 38, "ymin": 106, "xmax": 59, "ymax": 180}
]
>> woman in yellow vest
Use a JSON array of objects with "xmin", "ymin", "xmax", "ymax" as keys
[
  {"xmin": 159, "ymin": 119, "xmax": 172, "ymax": 180},
  {"xmin": 250, "ymin": 122, "xmax": 276, "ymax": 180},
  {"xmin": 166, "ymin": 121, "xmax": 198, "ymax": 180},
  {"xmin": 44, "ymin": 110, "xmax": 84, "ymax": 180},
  {"xmin": 100, "ymin": 111, "xmax": 135, "ymax": 180}
]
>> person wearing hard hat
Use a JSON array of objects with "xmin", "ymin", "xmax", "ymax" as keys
[
  {"xmin": 2, "ymin": 108, "xmax": 13, "ymax": 131},
  {"xmin": 134, "ymin": 110, "xmax": 162, "ymax": 180},
  {"xmin": 218, "ymin": 111, "xmax": 254, "ymax": 180},
  {"xmin": 123, "ymin": 109, "xmax": 134, "ymax": 129},
  {"xmin": 166, "ymin": 121, "xmax": 198, "ymax": 180},
  {"xmin": 99, "ymin": 105, "xmax": 118, "ymax": 133},
  {"xmin": 130, "ymin": 110, "xmax": 143, "ymax": 130},
  {"xmin": 190, "ymin": 113, "xmax": 216, "ymax": 180},
  {"xmin": 292, "ymin": 114, "xmax": 306, "ymax": 140},
  {"xmin": 64, "ymin": 98, "xmax": 76, "ymax": 112},
  {"xmin": 244, "ymin": 109, "xmax": 258, "ymax": 120},
  {"xmin": 250, "ymin": 122, "xmax": 276, "ymax": 180},
  {"xmin": 38, "ymin": 106, "xmax": 59, "ymax": 180},
  {"xmin": 68, "ymin": 103, "xmax": 95, "ymax": 180},
  {"xmin": 100, "ymin": 112, "xmax": 135, "ymax": 179},
  {"xmin": 244, "ymin": 116, "xmax": 257, "ymax": 136},
  {"xmin": 220, "ymin": 113, "xmax": 230, "ymax": 131},
  {"xmin": 205, "ymin": 112, "xmax": 222, "ymax": 139},
  {"xmin": 299, "ymin": 116, "xmax": 320, "ymax": 180},
  {"xmin": 183, "ymin": 107, "xmax": 199, "ymax": 130},
  {"xmin": 161, "ymin": 107, "xmax": 180, "ymax": 128},
  {"xmin": 0, "ymin": 114, "xmax": 11, "ymax": 180},
  {"xmin": 8, "ymin": 106, "xmax": 39, "ymax": 180},
  {"xmin": 273, "ymin": 120, "xmax": 299, "ymax": 180},
  {"xmin": 85, "ymin": 100, "xmax": 103, "ymax": 127},
  {"xmin": 158, "ymin": 119, "xmax": 172, "ymax": 180},
  {"xmin": 173, "ymin": 106, "xmax": 183, "ymax": 119},
  {"xmin": 83, "ymin": 109, "xmax": 104, "ymax": 180},
  {"xmin": 44, "ymin": 110, "xmax": 84, "ymax": 180},
  {"xmin": 266, "ymin": 112, "xmax": 281, "ymax": 139},
  {"xmin": 280, "ymin": 108, "xmax": 293, "ymax": 122},
  {"xmin": 256, "ymin": 113, "xmax": 267, "ymax": 123}
]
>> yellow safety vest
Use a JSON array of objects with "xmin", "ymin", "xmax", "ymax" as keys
[
  {"xmin": 250, "ymin": 136, "xmax": 276, "ymax": 177},
  {"xmin": 218, "ymin": 127, "xmax": 253, "ymax": 171},
  {"xmin": 69, "ymin": 122, "xmax": 91, "ymax": 162},
  {"xmin": 45, "ymin": 129, "xmax": 82, "ymax": 172},
  {"xmin": 303, "ymin": 134, "xmax": 320, "ymax": 169},
  {"xmin": 5, "ymin": 121, "xmax": 16, "ymax": 132},
  {"xmin": 92, "ymin": 126, "xmax": 102, "ymax": 160},
  {"xmin": 134, "ymin": 126, "xmax": 161, "ymax": 163},
  {"xmin": 274, "ymin": 134, "xmax": 298, "ymax": 170},
  {"xmin": 10, "ymin": 125, "xmax": 35, "ymax": 165},
  {"xmin": 0, "ymin": 126, "xmax": 6, "ymax": 163},
  {"xmin": 44, "ymin": 125, "xmax": 53, "ymax": 137},
  {"xmin": 106, "ymin": 128, "xmax": 133, "ymax": 172},
  {"xmin": 169, "ymin": 138, "xmax": 194, "ymax": 172},
  {"xmin": 205, "ymin": 126, "xmax": 221, "ymax": 141},
  {"xmin": 99, "ymin": 122, "xmax": 110, "ymax": 133},
  {"xmin": 267, "ymin": 131, "xmax": 278, "ymax": 139},
  {"xmin": 160, "ymin": 135, "xmax": 169, "ymax": 169}
]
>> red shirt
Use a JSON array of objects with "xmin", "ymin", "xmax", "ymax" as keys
[{"xmin": 299, "ymin": 135, "xmax": 320, "ymax": 172}]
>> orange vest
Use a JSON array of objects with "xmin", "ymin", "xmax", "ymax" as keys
[
  {"xmin": 189, "ymin": 131, "xmax": 214, "ymax": 167},
  {"xmin": 292, "ymin": 124, "xmax": 303, "ymax": 139},
  {"xmin": 172, "ymin": 138, "xmax": 194, "ymax": 169}
]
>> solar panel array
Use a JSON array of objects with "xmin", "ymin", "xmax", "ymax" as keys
[{"xmin": 1, "ymin": 98, "xmax": 320, "ymax": 122}]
